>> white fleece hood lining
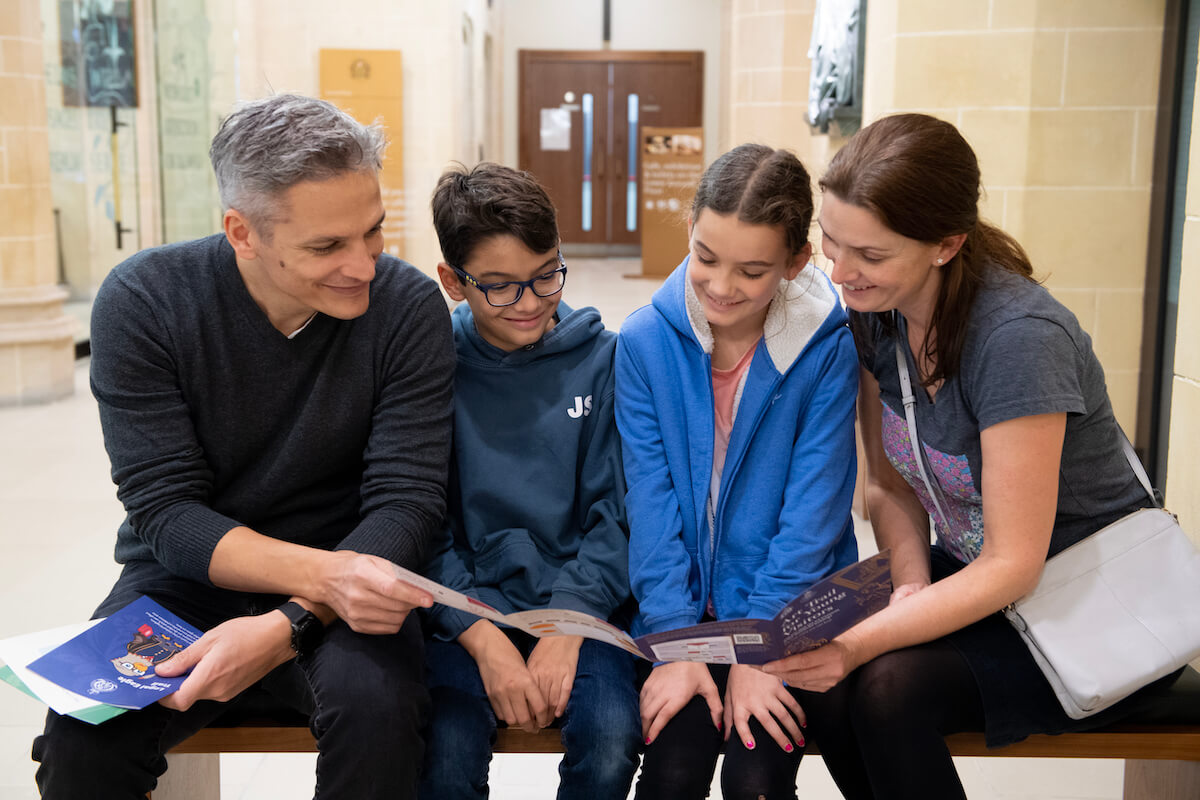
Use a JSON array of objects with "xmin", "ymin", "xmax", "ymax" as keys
[{"xmin": 683, "ymin": 262, "xmax": 839, "ymax": 375}]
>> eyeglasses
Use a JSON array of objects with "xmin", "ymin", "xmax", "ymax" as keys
[{"xmin": 451, "ymin": 252, "xmax": 568, "ymax": 308}]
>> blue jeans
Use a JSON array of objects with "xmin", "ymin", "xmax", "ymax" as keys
[
  {"xmin": 420, "ymin": 633, "xmax": 641, "ymax": 800},
  {"xmin": 32, "ymin": 560, "xmax": 430, "ymax": 799}
]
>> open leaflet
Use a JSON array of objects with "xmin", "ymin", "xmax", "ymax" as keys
[{"xmin": 394, "ymin": 550, "xmax": 891, "ymax": 665}]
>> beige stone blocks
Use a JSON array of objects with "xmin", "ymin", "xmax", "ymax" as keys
[
  {"xmin": 736, "ymin": 12, "xmax": 785, "ymax": 70},
  {"xmin": 1175, "ymin": 218, "xmax": 1200, "ymax": 382},
  {"xmin": 897, "ymin": 0, "xmax": 990, "ymax": 34},
  {"xmin": 1064, "ymin": 29, "xmax": 1161, "ymax": 108},
  {"xmin": 1165, "ymin": 377, "xmax": 1200, "ymax": 534},
  {"xmin": 1026, "ymin": 110, "xmax": 1137, "ymax": 186},
  {"xmin": 959, "ymin": 109, "xmax": 1032, "ymax": 187},
  {"xmin": 1030, "ymin": 31, "xmax": 1067, "ymax": 107},
  {"xmin": 894, "ymin": 32, "xmax": 1037, "ymax": 109},
  {"xmin": 1035, "ymin": 0, "xmax": 1167, "ymax": 30},
  {"xmin": 0, "ymin": 338, "xmax": 75, "ymax": 407},
  {"xmin": 1093, "ymin": 289, "xmax": 1145, "ymax": 372},
  {"xmin": 1016, "ymin": 188, "xmax": 1151, "ymax": 288},
  {"xmin": 1105, "ymin": 368, "xmax": 1140, "ymax": 435}
]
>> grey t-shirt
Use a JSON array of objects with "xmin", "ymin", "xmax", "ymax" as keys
[{"xmin": 860, "ymin": 269, "xmax": 1147, "ymax": 561}]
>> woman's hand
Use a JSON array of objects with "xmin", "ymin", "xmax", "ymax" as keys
[
  {"xmin": 762, "ymin": 628, "xmax": 867, "ymax": 692},
  {"xmin": 640, "ymin": 661, "xmax": 722, "ymax": 744},
  {"xmin": 722, "ymin": 664, "xmax": 805, "ymax": 753}
]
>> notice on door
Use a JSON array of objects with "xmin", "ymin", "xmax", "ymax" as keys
[
  {"xmin": 540, "ymin": 108, "xmax": 571, "ymax": 151},
  {"xmin": 640, "ymin": 127, "xmax": 704, "ymax": 278}
]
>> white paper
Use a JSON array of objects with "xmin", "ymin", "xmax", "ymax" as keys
[
  {"xmin": 539, "ymin": 107, "xmax": 571, "ymax": 151},
  {"xmin": 0, "ymin": 619, "xmax": 113, "ymax": 715}
]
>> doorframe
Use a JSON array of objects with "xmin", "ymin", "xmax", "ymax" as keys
[{"xmin": 517, "ymin": 50, "xmax": 705, "ymax": 244}]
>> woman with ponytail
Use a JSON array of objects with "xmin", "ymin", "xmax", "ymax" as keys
[{"xmin": 763, "ymin": 114, "xmax": 1172, "ymax": 799}]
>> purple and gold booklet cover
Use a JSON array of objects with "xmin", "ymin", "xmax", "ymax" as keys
[
  {"xmin": 26, "ymin": 596, "xmax": 201, "ymax": 710},
  {"xmin": 634, "ymin": 550, "xmax": 892, "ymax": 664}
]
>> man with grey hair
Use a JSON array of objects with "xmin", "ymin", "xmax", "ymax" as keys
[{"xmin": 32, "ymin": 93, "xmax": 454, "ymax": 799}]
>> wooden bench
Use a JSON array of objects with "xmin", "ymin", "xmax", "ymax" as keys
[{"xmin": 154, "ymin": 668, "xmax": 1200, "ymax": 800}]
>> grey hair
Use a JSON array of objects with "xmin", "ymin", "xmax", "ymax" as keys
[{"xmin": 209, "ymin": 93, "xmax": 386, "ymax": 229}]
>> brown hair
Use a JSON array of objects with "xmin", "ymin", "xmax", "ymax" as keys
[
  {"xmin": 820, "ymin": 113, "xmax": 1034, "ymax": 385},
  {"xmin": 431, "ymin": 162, "xmax": 559, "ymax": 275},
  {"xmin": 692, "ymin": 144, "xmax": 814, "ymax": 256}
]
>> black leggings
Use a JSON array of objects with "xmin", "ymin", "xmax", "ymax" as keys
[
  {"xmin": 634, "ymin": 664, "xmax": 805, "ymax": 800},
  {"xmin": 799, "ymin": 639, "xmax": 986, "ymax": 800}
]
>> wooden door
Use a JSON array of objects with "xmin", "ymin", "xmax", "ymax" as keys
[
  {"xmin": 519, "ymin": 50, "xmax": 703, "ymax": 247},
  {"xmin": 609, "ymin": 54, "xmax": 703, "ymax": 245}
]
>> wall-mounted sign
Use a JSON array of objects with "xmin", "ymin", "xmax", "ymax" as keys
[
  {"xmin": 320, "ymin": 49, "xmax": 406, "ymax": 259},
  {"xmin": 639, "ymin": 126, "xmax": 704, "ymax": 278}
]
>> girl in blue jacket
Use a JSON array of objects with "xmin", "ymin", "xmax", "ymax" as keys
[{"xmin": 616, "ymin": 144, "xmax": 860, "ymax": 800}]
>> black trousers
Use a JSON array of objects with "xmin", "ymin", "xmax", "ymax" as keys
[{"xmin": 31, "ymin": 560, "xmax": 430, "ymax": 799}]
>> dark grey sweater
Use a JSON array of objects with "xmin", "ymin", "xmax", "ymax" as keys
[{"xmin": 90, "ymin": 234, "xmax": 454, "ymax": 583}]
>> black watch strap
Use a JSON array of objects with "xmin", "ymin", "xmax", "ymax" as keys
[{"xmin": 277, "ymin": 601, "xmax": 323, "ymax": 657}]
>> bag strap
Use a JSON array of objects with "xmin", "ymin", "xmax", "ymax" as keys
[
  {"xmin": 893, "ymin": 315, "xmax": 1158, "ymax": 513},
  {"xmin": 1119, "ymin": 431, "xmax": 1160, "ymax": 508},
  {"xmin": 893, "ymin": 324, "xmax": 948, "ymax": 527}
]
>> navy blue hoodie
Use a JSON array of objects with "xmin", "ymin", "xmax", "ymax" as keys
[{"xmin": 423, "ymin": 301, "xmax": 630, "ymax": 639}]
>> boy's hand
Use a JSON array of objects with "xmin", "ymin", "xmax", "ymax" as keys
[
  {"xmin": 639, "ymin": 661, "xmax": 722, "ymax": 744},
  {"xmin": 156, "ymin": 612, "xmax": 295, "ymax": 712},
  {"xmin": 723, "ymin": 664, "xmax": 805, "ymax": 753},
  {"xmin": 526, "ymin": 635, "xmax": 583, "ymax": 719},
  {"xmin": 460, "ymin": 620, "xmax": 550, "ymax": 732}
]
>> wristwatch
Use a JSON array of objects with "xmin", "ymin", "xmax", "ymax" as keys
[{"xmin": 276, "ymin": 601, "xmax": 323, "ymax": 657}]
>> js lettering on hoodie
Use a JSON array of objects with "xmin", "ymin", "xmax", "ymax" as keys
[{"xmin": 567, "ymin": 395, "xmax": 593, "ymax": 418}]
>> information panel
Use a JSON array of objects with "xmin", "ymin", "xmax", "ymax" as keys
[
  {"xmin": 639, "ymin": 127, "xmax": 704, "ymax": 278},
  {"xmin": 320, "ymin": 49, "xmax": 406, "ymax": 259}
]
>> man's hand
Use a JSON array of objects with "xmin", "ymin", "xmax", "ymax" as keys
[
  {"xmin": 639, "ymin": 661, "xmax": 722, "ymax": 745},
  {"xmin": 459, "ymin": 621, "xmax": 550, "ymax": 733},
  {"xmin": 155, "ymin": 612, "xmax": 295, "ymax": 712},
  {"xmin": 723, "ymin": 664, "xmax": 805, "ymax": 753},
  {"xmin": 313, "ymin": 551, "xmax": 433, "ymax": 634},
  {"xmin": 526, "ymin": 635, "xmax": 582, "ymax": 719}
]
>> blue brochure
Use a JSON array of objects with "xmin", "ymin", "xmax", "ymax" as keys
[{"xmin": 26, "ymin": 596, "xmax": 201, "ymax": 710}]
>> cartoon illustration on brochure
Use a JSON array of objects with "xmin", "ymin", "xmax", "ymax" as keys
[{"xmin": 110, "ymin": 623, "xmax": 186, "ymax": 678}]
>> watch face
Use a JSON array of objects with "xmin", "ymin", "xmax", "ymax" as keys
[{"xmin": 294, "ymin": 613, "xmax": 323, "ymax": 656}]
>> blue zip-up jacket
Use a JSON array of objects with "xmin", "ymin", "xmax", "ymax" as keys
[
  {"xmin": 616, "ymin": 256, "xmax": 859, "ymax": 636},
  {"xmin": 423, "ymin": 300, "xmax": 630, "ymax": 640}
]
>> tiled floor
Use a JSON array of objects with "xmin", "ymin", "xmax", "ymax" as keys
[{"xmin": 0, "ymin": 257, "xmax": 1124, "ymax": 798}]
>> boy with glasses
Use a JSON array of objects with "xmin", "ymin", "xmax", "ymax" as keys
[{"xmin": 419, "ymin": 163, "xmax": 641, "ymax": 800}]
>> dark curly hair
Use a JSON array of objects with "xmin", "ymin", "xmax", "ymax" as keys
[{"xmin": 431, "ymin": 162, "xmax": 559, "ymax": 274}]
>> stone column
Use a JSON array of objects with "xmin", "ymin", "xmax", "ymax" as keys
[{"xmin": 0, "ymin": 0, "xmax": 74, "ymax": 405}]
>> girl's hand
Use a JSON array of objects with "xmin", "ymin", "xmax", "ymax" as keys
[
  {"xmin": 890, "ymin": 581, "xmax": 930, "ymax": 605},
  {"xmin": 722, "ymin": 664, "xmax": 805, "ymax": 753},
  {"xmin": 762, "ymin": 629, "xmax": 866, "ymax": 692},
  {"xmin": 640, "ymin": 661, "xmax": 722, "ymax": 744}
]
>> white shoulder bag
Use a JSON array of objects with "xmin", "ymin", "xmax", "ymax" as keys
[{"xmin": 894, "ymin": 336, "xmax": 1200, "ymax": 719}]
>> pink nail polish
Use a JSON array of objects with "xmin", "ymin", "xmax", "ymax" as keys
[
  {"xmin": 745, "ymin": 740, "xmax": 756, "ymax": 750},
  {"xmin": 784, "ymin": 743, "xmax": 794, "ymax": 753},
  {"xmin": 644, "ymin": 737, "xmax": 651, "ymax": 745}
]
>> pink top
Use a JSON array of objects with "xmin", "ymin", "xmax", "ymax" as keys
[{"xmin": 711, "ymin": 342, "xmax": 758, "ymax": 497}]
